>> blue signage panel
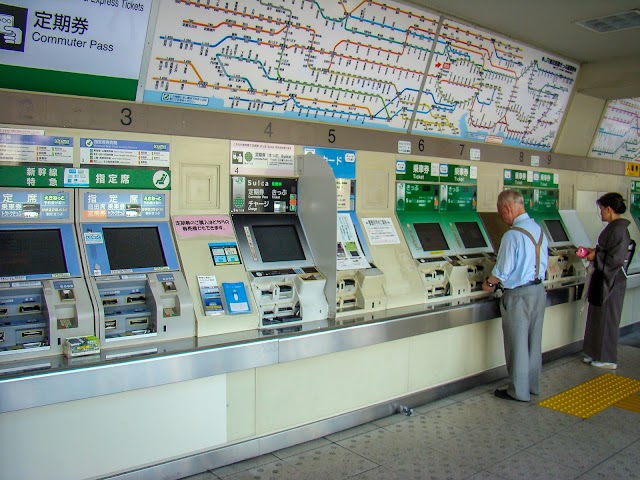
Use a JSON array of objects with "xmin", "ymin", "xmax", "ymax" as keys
[
  {"xmin": 303, "ymin": 146, "xmax": 356, "ymax": 179},
  {"xmin": 82, "ymin": 192, "xmax": 166, "ymax": 219},
  {"xmin": 0, "ymin": 189, "xmax": 70, "ymax": 220}
]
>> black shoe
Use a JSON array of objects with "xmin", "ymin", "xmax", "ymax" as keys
[{"xmin": 494, "ymin": 388, "xmax": 523, "ymax": 402}]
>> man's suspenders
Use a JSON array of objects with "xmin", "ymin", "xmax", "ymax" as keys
[{"xmin": 510, "ymin": 226, "xmax": 544, "ymax": 280}]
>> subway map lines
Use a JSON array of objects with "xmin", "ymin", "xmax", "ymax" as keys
[
  {"xmin": 416, "ymin": 19, "xmax": 579, "ymax": 150},
  {"xmin": 144, "ymin": 0, "xmax": 439, "ymax": 131},
  {"xmin": 590, "ymin": 98, "xmax": 640, "ymax": 162}
]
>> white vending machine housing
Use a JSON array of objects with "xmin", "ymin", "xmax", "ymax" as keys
[
  {"xmin": 232, "ymin": 212, "xmax": 328, "ymax": 328},
  {"xmin": 0, "ymin": 188, "xmax": 94, "ymax": 363},
  {"xmin": 78, "ymin": 189, "xmax": 194, "ymax": 350}
]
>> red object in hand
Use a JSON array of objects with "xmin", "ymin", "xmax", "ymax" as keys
[{"xmin": 576, "ymin": 246, "xmax": 589, "ymax": 258}]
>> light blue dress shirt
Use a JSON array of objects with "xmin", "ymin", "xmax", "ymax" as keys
[{"xmin": 492, "ymin": 213, "xmax": 549, "ymax": 289}]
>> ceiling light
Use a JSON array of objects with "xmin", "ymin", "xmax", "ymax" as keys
[{"xmin": 575, "ymin": 9, "xmax": 640, "ymax": 33}]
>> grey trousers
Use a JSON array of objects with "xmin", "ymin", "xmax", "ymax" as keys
[{"xmin": 499, "ymin": 283, "xmax": 546, "ymax": 401}]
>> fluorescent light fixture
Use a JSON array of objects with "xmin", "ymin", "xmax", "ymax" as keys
[{"xmin": 575, "ymin": 9, "xmax": 640, "ymax": 33}]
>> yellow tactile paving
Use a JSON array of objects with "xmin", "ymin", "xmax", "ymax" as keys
[
  {"xmin": 614, "ymin": 393, "xmax": 640, "ymax": 414},
  {"xmin": 538, "ymin": 373, "xmax": 640, "ymax": 418}
]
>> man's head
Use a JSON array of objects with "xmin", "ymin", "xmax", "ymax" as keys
[{"xmin": 497, "ymin": 190, "xmax": 525, "ymax": 226}]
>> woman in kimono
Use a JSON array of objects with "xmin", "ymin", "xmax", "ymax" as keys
[{"xmin": 582, "ymin": 192, "xmax": 631, "ymax": 370}]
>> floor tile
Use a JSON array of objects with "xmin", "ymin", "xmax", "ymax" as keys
[
  {"xmin": 381, "ymin": 447, "xmax": 481, "ymax": 480},
  {"xmin": 211, "ymin": 454, "xmax": 280, "ymax": 478},
  {"xmin": 576, "ymin": 449, "xmax": 640, "ymax": 479},
  {"xmin": 413, "ymin": 397, "xmax": 456, "ymax": 414},
  {"xmin": 521, "ymin": 431, "xmax": 617, "ymax": 474},
  {"xmin": 324, "ymin": 422, "xmax": 379, "ymax": 443},
  {"xmin": 336, "ymin": 427, "xmax": 423, "ymax": 465},
  {"xmin": 345, "ymin": 466, "xmax": 410, "ymax": 480},
  {"xmin": 178, "ymin": 473, "xmax": 219, "ymax": 480},
  {"xmin": 278, "ymin": 443, "xmax": 377, "ymax": 479},
  {"xmin": 485, "ymin": 450, "xmax": 582, "ymax": 480},
  {"xmin": 557, "ymin": 418, "xmax": 639, "ymax": 452},
  {"xmin": 271, "ymin": 437, "xmax": 332, "ymax": 459},
  {"xmin": 222, "ymin": 460, "xmax": 303, "ymax": 480}
]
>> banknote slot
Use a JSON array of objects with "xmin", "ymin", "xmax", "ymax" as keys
[
  {"xmin": 21, "ymin": 329, "xmax": 44, "ymax": 338},
  {"xmin": 432, "ymin": 286, "xmax": 446, "ymax": 297},
  {"xmin": 278, "ymin": 284, "xmax": 293, "ymax": 298},
  {"xmin": 128, "ymin": 317, "xmax": 149, "ymax": 326},
  {"xmin": 277, "ymin": 307, "xmax": 293, "ymax": 316},
  {"xmin": 130, "ymin": 329, "xmax": 151, "ymax": 335},
  {"xmin": 126, "ymin": 295, "xmax": 146, "ymax": 304},
  {"xmin": 19, "ymin": 304, "xmax": 41, "ymax": 313},
  {"xmin": 341, "ymin": 297, "xmax": 357, "ymax": 308},
  {"xmin": 22, "ymin": 342, "xmax": 45, "ymax": 348},
  {"xmin": 102, "ymin": 298, "xmax": 118, "ymax": 306}
]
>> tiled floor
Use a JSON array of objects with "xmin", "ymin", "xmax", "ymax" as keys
[{"xmin": 183, "ymin": 337, "xmax": 640, "ymax": 480}]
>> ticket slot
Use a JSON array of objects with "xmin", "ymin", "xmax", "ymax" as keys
[{"xmin": 19, "ymin": 304, "xmax": 41, "ymax": 314}]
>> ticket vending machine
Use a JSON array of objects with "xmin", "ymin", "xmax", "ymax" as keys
[
  {"xmin": 230, "ymin": 175, "xmax": 328, "ymax": 328},
  {"xmin": 78, "ymin": 189, "xmax": 194, "ymax": 349},
  {"xmin": 335, "ymin": 213, "xmax": 387, "ymax": 316},
  {"xmin": 538, "ymin": 216, "xmax": 586, "ymax": 285},
  {"xmin": 505, "ymin": 172, "xmax": 587, "ymax": 286},
  {"xmin": 0, "ymin": 188, "xmax": 93, "ymax": 362},
  {"xmin": 398, "ymin": 214, "xmax": 494, "ymax": 305},
  {"xmin": 396, "ymin": 180, "xmax": 494, "ymax": 305},
  {"xmin": 517, "ymin": 186, "xmax": 585, "ymax": 285}
]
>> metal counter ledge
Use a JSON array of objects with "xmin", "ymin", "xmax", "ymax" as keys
[{"xmin": 0, "ymin": 283, "xmax": 584, "ymax": 414}]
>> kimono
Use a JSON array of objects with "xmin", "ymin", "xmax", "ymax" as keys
[{"xmin": 584, "ymin": 218, "xmax": 631, "ymax": 363}]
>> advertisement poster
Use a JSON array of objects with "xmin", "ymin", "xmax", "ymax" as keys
[{"xmin": 337, "ymin": 213, "xmax": 370, "ymax": 270}]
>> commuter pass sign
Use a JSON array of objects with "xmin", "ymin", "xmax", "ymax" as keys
[{"xmin": 0, "ymin": 0, "xmax": 152, "ymax": 100}]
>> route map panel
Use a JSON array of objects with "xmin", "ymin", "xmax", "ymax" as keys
[
  {"xmin": 417, "ymin": 19, "xmax": 579, "ymax": 150},
  {"xmin": 589, "ymin": 97, "xmax": 640, "ymax": 162},
  {"xmin": 143, "ymin": 1, "xmax": 579, "ymax": 149},
  {"xmin": 143, "ymin": 0, "xmax": 439, "ymax": 131}
]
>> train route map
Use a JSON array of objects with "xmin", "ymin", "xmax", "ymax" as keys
[
  {"xmin": 589, "ymin": 98, "xmax": 640, "ymax": 162},
  {"xmin": 143, "ymin": 1, "xmax": 578, "ymax": 149},
  {"xmin": 417, "ymin": 19, "xmax": 579, "ymax": 149},
  {"xmin": 144, "ymin": 0, "xmax": 439, "ymax": 132}
]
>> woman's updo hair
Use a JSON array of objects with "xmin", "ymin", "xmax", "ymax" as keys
[{"xmin": 597, "ymin": 192, "xmax": 627, "ymax": 214}]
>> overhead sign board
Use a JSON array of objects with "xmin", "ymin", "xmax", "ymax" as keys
[{"xmin": 0, "ymin": 0, "xmax": 152, "ymax": 100}]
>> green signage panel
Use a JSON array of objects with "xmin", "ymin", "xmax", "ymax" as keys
[
  {"xmin": 532, "ymin": 188, "xmax": 559, "ymax": 213},
  {"xmin": 516, "ymin": 187, "xmax": 558, "ymax": 213},
  {"xmin": 396, "ymin": 182, "xmax": 439, "ymax": 212},
  {"xmin": 439, "ymin": 163, "xmax": 477, "ymax": 185},
  {"xmin": 0, "ymin": 166, "xmax": 171, "ymax": 190},
  {"xmin": 87, "ymin": 168, "xmax": 171, "ymax": 190},
  {"xmin": 396, "ymin": 160, "xmax": 439, "ymax": 182},
  {"xmin": 533, "ymin": 171, "xmax": 557, "ymax": 188},
  {"xmin": 504, "ymin": 169, "xmax": 558, "ymax": 187},
  {"xmin": 439, "ymin": 185, "xmax": 477, "ymax": 212},
  {"xmin": 0, "ymin": 165, "xmax": 65, "ymax": 188},
  {"xmin": 631, "ymin": 194, "xmax": 640, "ymax": 213},
  {"xmin": 504, "ymin": 169, "xmax": 530, "ymax": 186}
]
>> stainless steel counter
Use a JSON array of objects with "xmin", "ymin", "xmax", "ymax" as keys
[{"xmin": 0, "ymin": 285, "xmax": 582, "ymax": 414}]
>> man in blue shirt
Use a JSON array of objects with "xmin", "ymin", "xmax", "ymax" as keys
[{"xmin": 482, "ymin": 190, "xmax": 548, "ymax": 402}]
